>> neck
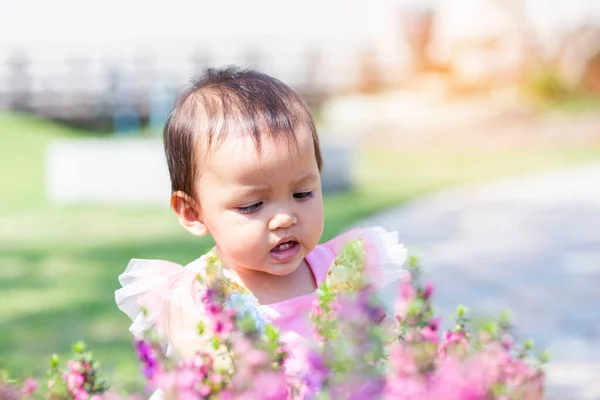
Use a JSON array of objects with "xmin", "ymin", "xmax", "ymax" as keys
[{"xmin": 216, "ymin": 251, "xmax": 316, "ymax": 304}]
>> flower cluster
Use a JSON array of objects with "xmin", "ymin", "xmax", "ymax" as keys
[
  {"xmin": 131, "ymin": 282, "xmax": 288, "ymax": 400},
  {"xmin": 0, "ymin": 371, "xmax": 36, "ymax": 400},
  {"xmin": 3, "ymin": 242, "xmax": 547, "ymax": 399},
  {"xmin": 0, "ymin": 341, "xmax": 134, "ymax": 400},
  {"xmin": 381, "ymin": 257, "xmax": 545, "ymax": 400}
]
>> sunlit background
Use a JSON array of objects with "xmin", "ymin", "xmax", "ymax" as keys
[{"xmin": 1, "ymin": 0, "xmax": 599, "ymax": 398}]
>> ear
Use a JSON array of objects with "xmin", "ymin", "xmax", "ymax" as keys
[{"xmin": 170, "ymin": 191, "xmax": 209, "ymax": 237}]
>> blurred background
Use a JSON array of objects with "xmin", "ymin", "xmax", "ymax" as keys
[{"xmin": 1, "ymin": 0, "xmax": 599, "ymax": 398}]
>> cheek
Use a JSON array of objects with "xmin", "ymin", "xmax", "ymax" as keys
[
  {"xmin": 301, "ymin": 197, "xmax": 324, "ymax": 242},
  {"xmin": 213, "ymin": 216, "xmax": 267, "ymax": 258}
]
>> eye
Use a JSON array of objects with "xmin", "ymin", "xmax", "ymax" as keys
[
  {"xmin": 236, "ymin": 202, "xmax": 263, "ymax": 214},
  {"xmin": 293, "ymin": 191, "xmax": 313, "ymax": 202}
]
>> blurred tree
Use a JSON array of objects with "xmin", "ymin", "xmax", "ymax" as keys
[
  {"xmin": 65, "ymin": 55, "xmax": 91, "ymax": 120},
  {"xmin": 7, "ymin": 49, "xmax": 32, "ymax": 112},
  {"xmin": 556, "ymin": 25, "xmax": 600, "ymax": 94},
  {"xmin": 108, "ymin": 67, "xmax": 141, "ymax": 134},
  {"xmin": 497, "ymin": 0, "xmax": 600, "ymax": 97},
  {"xmin": 133, "ymin": 54, "xmax": 155, "ymax": 130},
  {"xmin": 400, "ymin": 0, "xmax": 434, "ymax": 75},
  {"xmin": 583, "ymin": 51, "xmax": 600, "ymax": 95},
  {"xmin": 357, "ymin": 47, "xmax": 382, "ymax": 94},
  {"xmin": 300, "ymin": 49, "xmax": 328, "ymax": 115},
  {"xmin": 494, "ymin": 0, "xmax": 542, "ymax": 80}
]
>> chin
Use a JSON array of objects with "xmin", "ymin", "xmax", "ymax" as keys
[{"xmin": 266, "ymin": 260, "xmax": 302, "ymax": 276}]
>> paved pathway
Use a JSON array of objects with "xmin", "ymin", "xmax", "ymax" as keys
[{"xmin": 358, "ymin": 163, "xmax": 600, "ymax": 400}]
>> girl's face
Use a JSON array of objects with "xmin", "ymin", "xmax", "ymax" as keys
[{"xmin": 195, "ymin": 125, "xmax": 324, "ymax": 277}]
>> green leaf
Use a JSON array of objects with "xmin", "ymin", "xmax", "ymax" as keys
[
  {"xmin": 264, "ymin": 324, "xmax": 280, "ymax": 342},
  {"xmin": 237, "ymin": 314, "xmax": 258, "ymax": 333},
  {"xmin": 538, "ymin": 349, "xmax": 551, "ymax": 364},
  {"xmin": 524, "ymin": 339, "xmax": 534, "ymax": 351},
  {"xmin": 483, "ymin": 321, "xmax": 499, "ymax": 336},
  {"xmin": 73, "ymin": 340, "xmax": 86, "ymax": 353},
  {"xmin": 499, "ymin": 311, "xmax": 512, "ymax": 324},
  {"xmin": 456, "ymin": 305, "xmax": 469, "ymax": 318},
  {"xmin": 407, "ymin": 255, "xmax": 420, "ymax": 268},
  {"xmin": 50, "ymin": 353, "xmax": 60, "ymax": 369}
]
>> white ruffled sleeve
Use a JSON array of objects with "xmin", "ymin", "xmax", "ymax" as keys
[{"xmin": 115, "ymin": 257, "xmax": 209, "ymax": 358}]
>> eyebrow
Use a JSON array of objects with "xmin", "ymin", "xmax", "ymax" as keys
[
  {"xmin": 234, "ymin": 185, "xmax": 270, "ymax": 201},
  {"xmin": 294, "ymin": 171, "xmax": 319, "ymax": 185},
  {"xmin": 233, "ymin": 171, "xmax": 319, "ymax": 202}
]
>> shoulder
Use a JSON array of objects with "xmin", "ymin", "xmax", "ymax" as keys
[
  {"xmin": 185, "ymin": 255, "xmax": 208, "ymax": 274},
  {"xmin": 115, "ymin": 255, "xmax": 208, "ymax": 338}
]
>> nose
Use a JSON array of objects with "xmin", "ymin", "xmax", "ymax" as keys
[{"xmin": 268, "ymin": 211, "xmax": 297, "ymax": 231}]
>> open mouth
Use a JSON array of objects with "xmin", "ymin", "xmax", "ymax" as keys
[
  {"xmin": 270, "ymin": 240, "xmax": 301, "ymax": 262},
  {"xmin": 272, "ymin": 241, "xmax": 298, "ymax": 252}
]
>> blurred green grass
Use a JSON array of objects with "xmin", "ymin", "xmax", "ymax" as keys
[{"xmin": 1, "ymin": 112, "xmax": 600, "ymax": 389}]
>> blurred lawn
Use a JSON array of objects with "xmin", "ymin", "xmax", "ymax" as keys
[{"xmin": 1, "ymin": 112, "xmax": 600, "ymax": 390}]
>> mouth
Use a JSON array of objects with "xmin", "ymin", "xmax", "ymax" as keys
[{"xmin": 270, "ymin": 236, "xmax": 301, "ymax": 262}]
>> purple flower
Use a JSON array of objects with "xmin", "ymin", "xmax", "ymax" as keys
[
  {"xmin": 304, "ymin": 349, "xmax": 328, "ymax": 393},
  {"xmin": 423, "ymin": 282, "xmax": 434, "ymax": 300},
  {"xmin": 134, "ymin": 338, "xmax": 159, "ymax": 379}
]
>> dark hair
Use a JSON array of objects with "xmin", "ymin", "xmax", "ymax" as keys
[{"xmin": 163, "ymin": 66, "xmax": 322, "ymax": 198}]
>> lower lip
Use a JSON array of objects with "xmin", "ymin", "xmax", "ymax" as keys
[{"xmin": 270, "ymin": 242, "xmax": 301, "ymax": 263}]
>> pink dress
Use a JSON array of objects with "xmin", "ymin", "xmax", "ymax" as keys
[{"xmin": 115, "ymin": 226, "xmax": 407, "ymax": 364}]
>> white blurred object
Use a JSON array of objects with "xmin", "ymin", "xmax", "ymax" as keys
[
  {"xmin": 46, "ymin": 138, "xmax": 172, "ymax": 205},
  {"xmin": 320, "ymin": 91, "xmax": 498, "ymax": 137},
  {"xmin": 319, "ymin": 138, "xmax": 354, "ymax": 194},
  {"xmin": 46, "ymin": 138, "xmax": 353, "ymax": 205}
]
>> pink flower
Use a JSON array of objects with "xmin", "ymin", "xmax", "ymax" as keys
[
  {"xmin": 153, "ymin": 370, "xmax": 176, "ymax": 393},
  {"xmin": 198, "ymin": 384, "xmax": 212, "ymax": 396},
  {"xmin": 68, "ymin": 360, "xmax": 83, "ymax": 372},
  {"xmin": 175, "ymin": 370, "xmax": 196, "ymax": 390},
  {"xmin": 73, "ymin": 388, "xmax": 89, "ymax": 400},
  {"xmin": 400, "ymin": 280, "xmax": 416, "ymax": 301},
  {"xmin": 20, "ymin": 378, "xmax": 37, "ymax": 397},
  {"xmin": 247, "ymin": 349, "xmax": 270, "ymax": 367},
  {"xmin": 421, "ymin": 326, "xmax": 438, "ymax": 343},
  {"xmin": 423, "ymin": 282, "xmax": 434, "ymax": 299},
  {"xmin": 311, "ymin": 300, "xmax": 323, "ymax": 317},
  {"xmin": 64, "ymin": 371, "xmax": 85, "ymax": 391},
  {"xmin": 501, "ymin": 334, "xmax": 514, "ymax": 350},
  {"xmin": 210, "ymin": 372, "xmax": 223, "ymax": 385},
  {"xmin": 251, "ymin": 371, "xmax": 288, "ymax": 400},
  {"xmin": 394, "ymin": 299, "xmax": 409, "ymax": 319}
]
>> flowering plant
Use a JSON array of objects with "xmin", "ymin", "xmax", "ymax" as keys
[
  {"xmin": 2, "ymin": 240, "xmax": 547, "ymax": 399},
  {"xmin": 1, "ymin": 341, "xmax": 117, "ymax": 400}
]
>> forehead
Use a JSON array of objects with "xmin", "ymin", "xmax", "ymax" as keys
[{"xmin": 203, "ymin": 125, "xmax": 317, "ymax": 183}]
